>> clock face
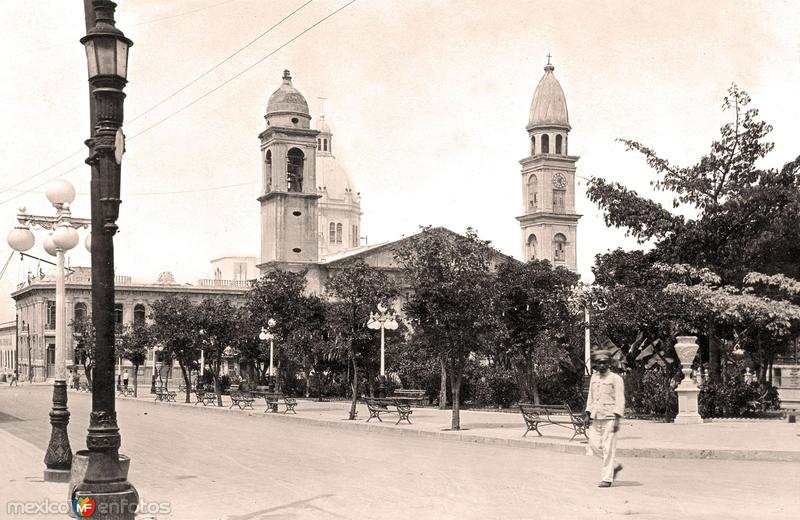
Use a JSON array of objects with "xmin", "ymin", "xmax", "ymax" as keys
[{"xmin": 553, "ymin": 173, "xmax": 567, "ymax": 190}]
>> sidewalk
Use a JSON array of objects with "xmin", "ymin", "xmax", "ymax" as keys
[{"xmin": 118, "ymin": 390, "xmax": 800, "ymax": 462}]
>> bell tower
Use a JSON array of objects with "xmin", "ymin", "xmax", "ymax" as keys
[
  {"xmin": 516, "ymin": 59, "xmax": 580, "ymax": 270},
  {"xmin": 258, "ymin": 70, "xmax": 321, "ymax": 270}
]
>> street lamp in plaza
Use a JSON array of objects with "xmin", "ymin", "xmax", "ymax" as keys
[
  {"xmin": 367, "ymin": 303, "xmax": 398, "ymax": 398},
  {"xmin": 72, "ymin": 1, "xmax": 138, "ymax": 516},
  {"xmin": 6, "ymin": 179, "xmax": 90, "ymax": 482},
  {"xmin": 259, "ymin": 318, "xmax": 277, "ymax": 391}
]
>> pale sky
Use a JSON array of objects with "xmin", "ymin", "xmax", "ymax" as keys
[{"xmin": 1, "ymin": 0, "xmax": 798, "ymax": 322}]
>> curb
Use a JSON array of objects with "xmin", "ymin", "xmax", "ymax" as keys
[{"xmin": 111, "ymin": 394, "xmax": 800, "ymax": 463}]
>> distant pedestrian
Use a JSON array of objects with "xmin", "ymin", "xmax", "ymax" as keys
[
  {"xmin": 585, "ymin": 350, "xmax": 625, "ymax": 487},
  {"xmin": 9, "ymin": 370, "xmax": 18, "ymax": 387},
  {"xmin": 123, "ymin": 369, "xmax": 130, "ymax": 390}
]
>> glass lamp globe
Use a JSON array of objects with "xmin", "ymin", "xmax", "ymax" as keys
[
  {"xmin": 7, "ymin": 225, "xmax": 35, "ymax": 252},
  {"xmin": 267, "ymin": 318, "xmax": 276, "ymax": 328},
  {"xmin": 46, "ymin": 179, "xmax": 76, "ymax": 206},
  {"xmin": 43, "ymin": 233, "xmax": 58, "ymax": 257},
  {"xmin": 53, "ymin": 223, "xmax": 80, "ymax": 251},
  {"xmin": 84, "ymin": 233, "xmax": 91, "ymax": 252}
]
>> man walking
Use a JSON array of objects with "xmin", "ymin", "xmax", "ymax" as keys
[
  {"xmin": 9, "ymin": 369, "xmax": 18, "ymax": 387},
  {"xmin": 585, "ymin": 350, "xmax": 625, "ymax": 487},
  {"xmin": 123, "ymin": 369, "xmax": 130, "ymax": 390}
]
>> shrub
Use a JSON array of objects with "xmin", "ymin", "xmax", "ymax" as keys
[
  {"xmin": 626, "ymin": 366, "xmax": 678, "ymax": 420},
  {"xmin": 699, "ymin": 378, "xmax": 780, "ymax": 417}
]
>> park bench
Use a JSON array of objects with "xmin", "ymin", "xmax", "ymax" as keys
[
  {"xmin": 154, "ymin": 387, "xmax": 177, "ymax": 402},
  {"xmin": 194, "ymin": 389, "xmax": 217, "ymax": 406},
  {"xmin": 364, "ymin": 397, "xmax": 413, "ymax": 425},
  {"xmin": 393, "ymin": 389, "xmax": 427, "ymax": 405},
  {"xmin": 116, "ymin": 384, "xmax": 134, "ymax": 397},
  {"xmin": 518, "ymin": 403, "xmax": 587, "ymax": 441},
  {"xmin": 229, "ymin": 390, "xmax": 255, "ymax": 410},
  {"xmin": 261, "ymin": 393, "xmax": 297, "ymax": 414}
]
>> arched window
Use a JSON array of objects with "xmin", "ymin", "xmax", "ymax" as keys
[
  {"xmin": 555, "ymin": 135, "xmax": 563, "ymax": 154},
  {"xmin": 527, "ymin": 175, "xmax": 538, "ymax": 209},
  {"xmin": 317, "ymin": 139, "xmax": 321, "ymax": 151},
  {"xmin": 265, "ymin": 150, "xmax": 272, "ymax": 192},
  {"xmin": 553, "ymin": 233, "xmax": 567, "ymax": 262},
  {"xmin": 214, "ymin": 267, "xmax": 222, "ymax": 280},
  {"xmin": 541, "ymin": 134, "xmax": 549, "ymax": 154},
  {"xmin": 323, "ymin": 139, "xmax": 328, "ymax": 152},
  {"xmin": 530, "ymin": 135, "xmax": 536, "ymax": 155},
  {"xmin": 329, "ymin": 222, "xmax": 336, "ymax": 244},
  {"xmin": 74, "ymin": 302, "xmax": 87, "ymax": 323},
  {"xmin": 134, "ymin": 304, "xmax": 146, "ymax": 325},
  {"xmin": 287, "ymin": 148, "xmax": 304, "ymax": 192},
  {"xmin": 336, "ymin": 223, "xmax": 343, "ymax": 244},
  {"xmin": 527, "ymin": 234, "xmax": 538, "ymax": 260}
]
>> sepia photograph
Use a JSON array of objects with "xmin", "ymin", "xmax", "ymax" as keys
[{"xmin": 0, "ymin": 1, "xmax": 799, "ymax": 518}]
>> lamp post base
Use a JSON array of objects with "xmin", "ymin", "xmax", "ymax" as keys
[
  {"xmin": 70, "ymin": 450, "xmax": 138, "ymax": 519},
  {"xmin": 43, "ymin": 380, "xmax": 72, "ymax": 481},
  {"xmin": 44, "ymin": 468, "xmax": 71, "ymax": 483}
]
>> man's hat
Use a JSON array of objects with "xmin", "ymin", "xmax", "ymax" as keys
[{"xmin": 592, "ymin": 349, "xmax": 611, "ymax": 361}]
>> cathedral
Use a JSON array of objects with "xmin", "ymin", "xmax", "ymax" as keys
[{"xmin": 255, "ymin": 62, "xmax": 579, "ymax": 290}]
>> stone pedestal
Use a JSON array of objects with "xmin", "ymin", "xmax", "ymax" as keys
[{"xmin": 674, "ymin": 335, "xmax": 703, "ymax": 424}]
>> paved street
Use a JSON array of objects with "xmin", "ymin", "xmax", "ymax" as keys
[{"xmin": 1, "ymin": 385, "xmax": 798, "ymax": 519}]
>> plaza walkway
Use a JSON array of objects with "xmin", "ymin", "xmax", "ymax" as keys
[{"xmin": 119, "ymin": 388, "xmax": 800, "ymax": 462}]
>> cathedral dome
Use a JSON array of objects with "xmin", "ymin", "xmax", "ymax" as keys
[
  {"xmin": 528, "ymin": 63, "xmax": 570, "ymax": 130},
  {"xmin": 266, "ymin": 70, "xmax": 311, "ymax": 128},
  {"xmin": 315, "ymin": 116, "xmax": 358, "ymax": 202}
]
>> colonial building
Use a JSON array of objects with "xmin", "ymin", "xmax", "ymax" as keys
[
  {"xmin": 10, "ymin": 268, "xmax": 248, "ymax": 383},
  {"xmin": 516, "ymin": 61, "xmax": 580, "ymax": 270},
  {"xmin": 0, "ymin": 320, "xmax": 16, "ymax": 377}
]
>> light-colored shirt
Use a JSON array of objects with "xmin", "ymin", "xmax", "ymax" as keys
[{"xmin": 585, "ymin": 371, "xmax": 625, "ymax": 419}]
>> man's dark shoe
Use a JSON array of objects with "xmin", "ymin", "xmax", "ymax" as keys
[
  {"xmin": 613, "ymin": 464, "xmax": 623, "ymax": 480},
  {"xmin": 598, "ymin": 481, "xmax": 612, "ymax": 488}
]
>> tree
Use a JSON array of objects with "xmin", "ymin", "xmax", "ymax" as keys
[
  {"xmin": 72, "ymin": 315, "xmax": 96, "ymax": 387},
  {"xmin": 246, "ymin": 270, "xmax": 314, "ymax": 393},
  {"xmin": 325, "ymin": 259, "xmax": 397, "ymax": 420},
  {"xmin": 587, "ymin": 84, "xmax": 800, "ymax": 381},
  {"xmin": 395, "ymin": 227, "xmax": 499, "ymax": 430},
  {"xmin": 495, "ymin": 259, "xmax": 580, "ymax": 404},
  {"xmin": 116, "ymin": 322, "xmax": 151, "ymax": 397},
  {"xmin": 196, "ymin": 298, "xmax": 241, "ymax": 406},
  {"xmin": 150, "ymin": 295, "xmax": 200, "ymax": 403}
]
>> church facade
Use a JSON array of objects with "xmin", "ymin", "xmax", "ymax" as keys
[{"xmin": 256, "ymin": 62, "xmax": 580, "ymax": 290}]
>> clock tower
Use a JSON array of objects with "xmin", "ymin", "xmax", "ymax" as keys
[{"xmin": 516, "ymin": 60, "xmax": 580, "ymax": 270}]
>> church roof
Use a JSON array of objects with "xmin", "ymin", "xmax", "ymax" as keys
[
  {"xmin": 266, "ymin": 70, "xmax": 309, "ymax": 117},
  {"xmin": 528, "ymin": 63, "xmax": 570, "ymax": 130}
]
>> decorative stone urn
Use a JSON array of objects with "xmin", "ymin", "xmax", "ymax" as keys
[{"xmin": 673, "ymin": 335, "xmax": 703, "ymax": 424}]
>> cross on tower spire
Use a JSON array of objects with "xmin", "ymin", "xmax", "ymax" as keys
[{"xmin": 546, "ymin": 52, "xmax": 552, "ymax": 65}]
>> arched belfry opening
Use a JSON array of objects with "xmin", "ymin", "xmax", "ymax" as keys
[
  {"xmin": 527, "ymin": 174, "xmax": 538, "ymax": 209},
  {"xmin": 527, "ymin": 234, "xmax": 538, "ymax": 260},
  {"xmin": 287, "ymin": 148, "xmax": 304, "ymax": 192},
  {"xmin": 553, "ymin": 233, "xmax": 567, "ymax": 262},
  {"xmin": 555, "ymin": 135, "xmax": 563, "ymax": 154},
  {"xmin": 541, "ymin": 134, "xmax": 550, "ymax": 154}
]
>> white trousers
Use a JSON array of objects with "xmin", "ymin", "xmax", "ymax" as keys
[{"xmin": 587, "ymin": 418, "xmax": 618, "ymax": 483}]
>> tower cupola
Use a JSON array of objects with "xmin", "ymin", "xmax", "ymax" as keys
[
  {"xmin": 527, "ymin": 61, "xmax": 570, "ymax": 156},
  {"xmin": 265, "ymin": 70, "xmax": 311, "ymax": 129}
]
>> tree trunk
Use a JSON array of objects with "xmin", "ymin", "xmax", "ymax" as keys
[
  {"xmin": 84, "ymin": 361, "xmax": 93, "ymax": 387},
  {"xmin": 276, "ymin": 356, "xmax": 282, "ymax": 394},
  {"xmin": 438, "ymin": 353, "xmax": 447, "ymax": 409},
  {"xmin": 348, "ymin": 353, "xmax": 358, "ymax": 420},
  {"xmin": 708, "ymin": 325, "xmax": 721, "ymax": 383},
  {"xmin": 133, "ymin": 363, "xmax": 139, "ymax": 397},
  {"xmin": 177, "ymin": 360, "xmax": 191, "ymax": 403},
  {"xmin": 449, "ymin": 360, "xmax": 462, "ymax": 431},
  {"xmin": 304, "ymin": 367, "xmax": 311, "ymax": 398}
]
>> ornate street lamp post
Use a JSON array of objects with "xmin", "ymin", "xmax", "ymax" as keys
[
  {"xmin": 72, "ymin": 2, "xmax": 138, "ymax": 516},
  {"xmin": 259, "ymin": 318, "xmax": 277, "ymax": 392},
  {"xmin": 7, "ymin": 179, "xmax": 90, "ymax": 482},
  {"xmin": 367, "ymin": 303, "xmax": 398, "ymax": 398}
]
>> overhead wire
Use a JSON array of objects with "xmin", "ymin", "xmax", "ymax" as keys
[{"xmin": 0, "ymin": 0, "xmax": 329, "ymax": 205}]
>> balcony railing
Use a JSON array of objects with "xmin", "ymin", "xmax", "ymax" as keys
[{"xmin": 197, "ymin": 279, "xmax": 253, "ymax": 288}]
